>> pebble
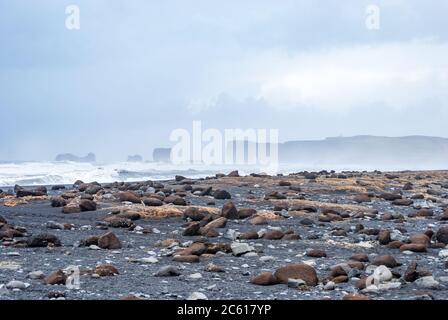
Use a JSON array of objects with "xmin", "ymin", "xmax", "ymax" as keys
[
  {"xmin": 27, "ymin": 271, "xmax": 45, "ymax": 280},
  {"xmin": 6, "ymin": 280, "xmax": 30, "ymax": 290},
  {"xmin": 187, "ymin": 292, "xmax": 208, "ymax": 300}
]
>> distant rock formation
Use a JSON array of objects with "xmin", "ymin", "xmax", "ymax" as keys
[
  {"xmin": 152, "ymin": 148, "xmax": 171, "ymax": 162},
  {"xmin": 127, "ymin": 155, "xmax": 143, "ymax": 162},
  {"xmin": 55, "ymin": 153, "xmax": 96, "ymax": 163}
]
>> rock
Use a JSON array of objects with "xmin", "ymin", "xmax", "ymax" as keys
[
  {"xmin": 379, "ymin": 193, "xmax": 402, "ymax": 201},
  {"xmin": 306, "ymin": 249, "xmax": 327, "ymax": 258},
  {"xmin": 436, "ymin": 226, "xmax": 448, "ymax": 244},
  {"xmin": 343, "ymin": 294, "xmax": 369, "ymax": 301},
  {"xmin": 288, "ymin": 278, "xmax": 307, "ymax": 288},
  {"xmin": 350, "ymin": 253, "xmax": 369, "ymax": 262},
  {"xmin": 278, "ymin": 181, "xmax": 291, "ymax": 187},
  {"xmin": 45, "ymin": 270, "xmax": 67, "ymax": 285},
  {"xmin": 250, "ymin": 272, "xmax": 278, "ymax": 286},
  {"xmin": 283, "ymin": 233, "xmax": 300, "ymax": 240},
  {"xmin": 98, "ymin": 232, "xmax": 122, "ymax": 249},
  {"xmin": 187, "ymin": 292, "xmax": 208, "ymax": 300},
  {"xmin": 27, "ymin": 271, "xmax": 45, "ymax": 280},
  {"xmin": 372, "ymin": 255, "xmax": 400, "ymax": 268},
  {"xmin": 79, "ymin": 199, "xmax": 97, "ymax": 212},
  {"xmin": 387, "ymin": 241, "xmax": 405, "ymax": 249},
  {"xmin": 378, "ymin": 230, "xmax": 391, "ymax": 245},
  {"xmin": 183, "ymin": 207, "xmax": 206, "ymax": 221},
  {"xmin": 415, "ymin": 276, "xmax": 440, "ymax": 289},
  {"xmin": 62, "ymin": 204, "xmax": 81, "ymax": 214},
  {"xmin": 155, "ymin": 265, "xmax": 180, "ymax": 277},
  {"xmin": 179, "ymin": 242, "xmax": 208, "ymax": 256},
  {"xmin": 164, "ymin": 195, "xmax": 187, "ymax": 206},
  {"xmin": 230, "ymin": 242, "xmax": 255, "ymax": 256},
  {"xmin": 400, "ymin": 243, "xmax": 427, "ymax": 253},
  {"xmin": 117, "ymin": 192, "xmax": 141, "ymax": 203},
  {"xmin": 249, "ymin": 216, "xmax": 267, "ymax": 225},
  {"xmin": 142, "ymin": 197, "xmax": 164, "ymax": 206},
  {"xmin": 228, "ymin": 170, "xmax": 239, "ymax": 177},
  {"xmin": 353, "ymin": 194, "xmax": 371, "ymax": 203},
  {"xmin": 324, "ymin": 281, "xmax": 336, "ymax": 290},
  {"xmin": 392, "ymin": 199, "xmax": 414, "ymax": 206},
  {"xmin": 410, "ymin": 234, "xmax": 431, "ymax": 246},
  {"xmin": 205, "ymin": 263, "xmax": 225, "ymax": 273},
  {"xmin": 263, "ymin": 230, "xmax": 285, "ymax": 240},
  {"xmin": 221, "ymin": 202, "xmax": 238, "ymax": 219},
  {"xmin": 173, "ymin": 255, "xmax": 200, "ymax": 263},
  {"xmin": 372, "ymin": 265, "xmax": 393, "ymax": 283},
  {"xmin": 438, "ymin": 249, "xmax": 448, "ymax": 258},
  {"xmin": 27, "ymin": 234, "xmax": 61, "ymax": 247},
  {"xmin": 201, "ymin": 217, "xmax": 227, "ymax": 234},
  {"xmin": 6, "ymin": 280, "xmax": 30, "ymax": 290},
  {"xmin": 404, "ymin": 261, "xmax": 419, "ymax": 282},
  {"xmin": 213, "ymin": 190, "xmax": 231, "ymax": 200},
  {"xmin": 50, "ymin": 196, "xmax": 67, "ymax": 207},
  {"xmin": 188, "ymin": 273, "xmax": 202, "ymax": 280},
  {"xmin": 94, "ymin": 264, "xmax": 119, "ymax": 277},
  {"xmin": 45, "ymin": 221, "xmax": 65, "ymax": 230},
  {"xmin": 273, "ymin": 263, "xmax": 318, "ymax": 286},
  {"xmin": 415, "ymin": 209, "xmax": 434, "ymax": 217},
  {"xmin": 238, "ymin": 231, "xmax": 259, "ymax": 240},
  {"xmin": 183, "ymin": 222, "xmax": 201, "ymax": 236}
]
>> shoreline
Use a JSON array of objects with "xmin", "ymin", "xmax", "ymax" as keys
[{"xmin": 1, "ymin": 170, "xmax": 448, "ymax": 300}]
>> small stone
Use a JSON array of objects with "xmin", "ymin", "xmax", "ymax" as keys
[
  {"xmin": 94, "ymin": 264, "xmax": 119, "ymax": 277},
  {"xmin": 187, "ymin": 292, "xmax": 208, "ymax": 300},
  {"xmin": 173, "ymin": 255, "xmax": 200, "ymax": 263},
  {"xmin": 231, "ymin": 242, "xmax": 255, "ymax": 256},
  {"xmin": 250, "ymin": 272, "xmax": 279, "ymax": 286},
  {"xmin": 188, "ymin": 273, "xmax": 202, "ymax": 280},
  {"xmin": 415, "ymin": 276, "xmax": 440, "ymax": 289},
  {"xmin": 45, "ymin": 270, "xmax": 67, "ymax": 285},
  {"xmin": 306, "ymin": 249, "xmax": 327, "ymax": 258},
  {"xmin": 27, "ymin": 271, "xmax": 45, "ymax": 280},
  {"xmin": 98, "ymin": 232, "xmax": 122, "ymax": 249},
  {"xmin": 155, "ymin": 265, "xmax": 180, "ymax": 277},
  {"xmin": 371, "ymin": 255, "xmax": 400, "ymax": 268},
  {"xmin": 6, "ymin": 280, "xmax": 30, "ymax": 290}
]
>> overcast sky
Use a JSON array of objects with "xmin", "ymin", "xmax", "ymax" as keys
[{"xmin": 1, "ymin": 0, "xmax": 447, "ymax": 161}]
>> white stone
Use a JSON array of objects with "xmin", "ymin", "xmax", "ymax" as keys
[
  {"xmin": 89, "ymin": 245, "xmax": 101, "ymax": 250},
  {"xmin": 139, "ymin": 257, "xmax": 159, "ymax": 264},
  {"xmin": 189, "ymin": 273, "xmax": 202, "ymax": 280},
  {"xmin": 231, "ymin": 242, "xmax": 254, "ymax": 256},
  {"xmin": 438, "ymin": 249, "xmax": 448, "ymax": 258},
  {"xmin": 6, "ymin": 280, "xmax": 29, "ymax": 290},
  {"xmin": 324, "ymin": 281, "xmax": 336, "ymax": 290},
  {"xmin": 415, "ymin": 276, "xmax": 440, "ymax": 289},
  {"xmin": 26, "ymin": 271, "xmax": 45, "ymax": 280},
  {"xmin": 373, "ymin": 265, "xmax": 393, "ymax": 283},
  {"xmin": 188, "ymin": 292, "xmax": 208, "ymax": 300},
  {"xmin": 259, "ymin": 256, "xmax": 276, "ymax": 263}
]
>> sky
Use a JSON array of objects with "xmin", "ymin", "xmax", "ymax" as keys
[{"xmin": 1, "ymin": 0, "xmax": 448, "ymax": 161}]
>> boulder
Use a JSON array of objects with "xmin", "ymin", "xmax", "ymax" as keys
[
  {"xmin": 274, "ymin": 264, "xmax": 318, "ymax": 286},
  {"xmin": 98, "ymin": 232, "xmax": 122, "ymax": 249}
]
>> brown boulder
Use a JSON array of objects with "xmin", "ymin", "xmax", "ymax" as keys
[
  {"xmin": 263, "ymin": 230, "xmax": 285, "ymax": 240},
  {"xmin": 306, "ymin": 249, "xmax": 327, "ymax": 258},
  {"xmin": 274, "ymin": 263, "xmax": 318, "ymax": 286},
  {"xmin": 399, "ymin": 243, "xmax": 427, "ymax": 252},
  {"xmin": 183, "ymin": 222, "xmax": 201, "ymax": 236},
  {"xmin": 45, "ymin": 270, "xmax": 67, "ymax": 285},
  {"xmin": 371, "ymin": 255, "xmax": 400, "ymax": 268},
  {"xmin": 173, "ymin": 255, "xmax": 200, "ymax": 263},
  {"xmin": 221, "ymin": 202, "xmax": 238, "ymax": 219},
  {"xmin": 95, "ymin": 264, "xmax": 119, "ymax": 277},
  {"xmin": 250, "ymin": 272, "xmax": 279, "ymax": 286},
  {"xmin": 237, "ymin": 208, "xmax": 257, "ymax": 219},
  {"xmin": 378, "ymin": 230, "xmax": 391, "ymax": 245},
  {"xmin": 98, "ymin": 232, "xmax": 122, "ymax": 249},
  {"xmin": 249, "ymin": 216, "xmax": 267, "ymax": 225}
]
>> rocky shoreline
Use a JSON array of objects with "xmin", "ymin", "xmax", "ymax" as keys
[{"xmin": 1, "ymin": 170, "xmax": 448, "ymax": 300}]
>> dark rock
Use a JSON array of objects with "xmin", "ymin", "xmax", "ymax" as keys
[
  {"xmin": 142, "ymin": 197, "xmax": 163, "ymax": 206},
  {"xmin": 306, "ymin": 249, "xmax": 327, "ymax": 258},
  {"xmin": 164, "ymin": 195, "xmax": 187, "ymax": 206},
  {"xmin": 117, "ymin": 192, "xmax": 141, "ymax": 203},
  {"xmin": 98, "ymin": 232, "xmax": 122, "ymax": 249},
  {"xmin": 237, "ymin": 208, "xmax": 257, "ymax": 219},
  {"xmin": 155, "ymin": 265, "xmax": 180, "ymax": 277},
  {"xmin": 379, "ymin": 193, "xmax": 402, "ymax": 201},
  {"xmin": 263, "ymin": 230, "xmax": 285, "ymax": 240},
  {"xmin": 436, "ymin": 226, "xmax": 448, "ymax": 244},
  {"xmin": 238, "ymin": 231, "xmax": 259, "ymax": 240},
  {"xmin": 378, "ymin": 230, "xmax": 391, "ymax": 245},
  {"xmin": 173, "ymin": 255, "xmax": 200, "ymax": 263},
  {"xmin": 183, "ymin": 222, "xmax": 201, "ymax": 236},
  {"xmin": 214, "ymin": 190, "xmax": 231, "ymax": 200},
  {"xmin": 27, "ymin": 234, "xmax": 61, "ymax": 247},
  {"xmin": 392, "ymin": 199, "xmax": 414, "ymax": 206},
  {"xmin": 404, "ymin": 261, "xmax": 419, "ymax": 282},
  {"xmin": 221, "ymin": 202, "xmax": 238, "ymax": 219},
  {"xmin": 372, "ymin": 255, "xmax": 400, "ymax": 268},
  {"xmin": 45, "ymin": 270, "xmax": 67, "ymax": 285},
  {"xmin": 350, "ymin": 253, "xmax": 369, "ymax": 262},
  {"xmin": 400, "ymin": 243, "xmax": 427, "ymax": 252},
  {"xmin": 79, "ymin": 199, "xmax": 97, "ymax": 212}
]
